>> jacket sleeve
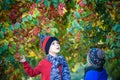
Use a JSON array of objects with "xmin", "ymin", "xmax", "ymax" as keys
[{"xmin": 22, "ymin": 61, "xmax": 42, "ymax": 77}]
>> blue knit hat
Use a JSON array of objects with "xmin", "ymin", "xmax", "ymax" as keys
[
  {"xmin": 87, "ymin": 48, "xmax": 105, "ymax": 68},
  {"xmin": 38, "ymin": 34, "xmax": 59, "ymax": 54}
]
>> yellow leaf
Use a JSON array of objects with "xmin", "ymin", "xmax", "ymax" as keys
[
  {"xmin": 72, "ymin": 67, "xmax": 76, "ymax": 72},
  {"xmin": 101, "ymin": 20, "xmax": 104, "ymax": 23},
  {"xmin": 75, "ymin": 0, "xmax": 79, "ymax": 3},
  {"xmin": 29, "ymin": 51, "xmax": 36, "ymax": 56},
  {"xmin": 99, "ymin": 25, "xmax": 105, "ymax": 30},
  {"xmin": 21, "ymin": 0, "xmax": 26, "ymax": 3},
  {"xmin": 96, "ymin": 12, "xmax": 99, "ymax": 16},
  {"xmin": 22, "ymin": 13, "xmax": 28, "ymax": 18},
  {"xmin": 92, "ymin": 23, "xmax": 96, "ymax": 27},
  {"xmin": 34, "ymin": 8, "xmax": 38, "ymax": 13},
  {"xmin": 3, "ymin": 22, "xmax": 9, "ymax": 27},
  {"xmin": 67, "ymin": 24, "xmax": 71, "ymax": 28},
  {"xmin": 66, "ymin": 57, "xmax": 69, "ymax": 61},
  {"xmin": 27, "ymin": 43, "xmax": 32, "ymax": 47},
  {"xmin": 19, "ymin": 3, "xmax": 23, "ymax": 6},
  {"xmin": 69, "ymin": 56, "xmax": 72, "ymax": 60},
  {"xmin": 72, "ymin": 63, "xmax": 79, "ymax": 72},
  {"xmin": 32, "ymin": 14, "xmax": 36, "ymax": 18},
  {"xmin": 28, "ymin": 51, "xmax": 38, "ymax": 59},
  {"xmin": 63, "ymin": 8, "xmax": 67, "ymax": 13},
  {"xmin": 96, "ymin": 20, "xmax": 103, "ymax": 26},
  {"xmin": 110, "ymin": 10, "xmax": 115, "ymax": 20}
]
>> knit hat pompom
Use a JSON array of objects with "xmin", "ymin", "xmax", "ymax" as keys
[
  {"xmin": 38, "ymin": 34, "xmax": 59, "ymax": 54},
  {"xmin": 87, "ymin": 48, "xmax": 105, "ymax": 68}
]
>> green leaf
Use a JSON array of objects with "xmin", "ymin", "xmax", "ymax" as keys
[
  {"xmin": 0, "ymin": 46, "xmax": 3, "ymax": 54},
  {"xmin": 84, "ymin": 23, "xmax": 92, "ymax": 31},
  {"xmin": 27, "ymin": 15, "xmax": 33, "ymax": 20},
  {"xmin": 59, "ymin": 0, "xmax": 64, "ymax": 3},
  {"xmin": 1, "ymin": 27, "xmax": 6, "ymax": 33},
  {"xmin": 51, "ymin": 28, "xmax": 58, "ymax": 36},
  {"xmin": 75, "ymin": 4, "xmax": 79, "ymax": 9},
  {"xmin": 36, "ymin": 0, "xmax": 42, "ymax": 3},
  {"xmin": 52, "ymin": 0, "xmax": 58, "ymax": 7},
  {"xmin": 3, "ymin": 44, "xmax": 8, "ymax": 51},
  {"xmin": 93, "ymin": 36, "xmax": 99, "ymax": 42},
  {"xmin": 111, "ymin": 50, "xmax": 115, "ymax": 58},
  {"xmin": 9, "ymin": 56, "xmax": 16, "ymax": 65},
  {"xmin": 3, "ymin": 40, "xmax": 9, "ymax": 50},
  {"xmin": 5, "ymin": 0, "xmax": 11, "ymax": 5},
  {"xmin": 9, "ymin": 47, "xmax": 16, "ymax": 54},
  {"xmin": 70, "ymin": 28, "xmax": 75, "ymax": 35},
  {"xmin": 52, "ymin": 0, "xmax": 58, "ymax": 3},
  {"xmin": 0, "ymin": 23, "xmax": 2, "ymax": 28},
  {"xmin": 67, "ymin": 28, "xmax": 72, "ymax": 32},
  {"xmin": 22, "ymin": 17, "xmax": 28, "ymax": 22},
  {"xmin": 14, "ymin": 22, "xmax": 21, "ymax": 29},
  {"xmin": 116, "ymin": 35, "xmax": 120, "ymax": 39},
  {"xmin": 8, "ymin": 25, "xmax": 14, "ymax": 30},
  {"xmin": 0, "ymin": 2, "xmax": 2, "ymax": 6},
  {"xmin": 35, "ymin": 10, "xmax": 40, "ymax": 17},
  {"xmin": 19, "ymin": 45, "xmax": 25, "ymax": 55},
  {"xmin": 79, "ymin": 20, "xmax": 84, "ymax": 26},
  {"xmin": 53, "ymin": 2, "xmax": 58, "ymax": 8},
  {"xmin": 116, "ymin": 40, "xmax": 120, "ymax": 47},
  {"xmin": 33, "ymin": 19, "xmax": 39, "ymax": 26},
  {"xmin": 71, "ymin": 0, "xmax": 76, "ymax": 6},
  {"xmin": 44, "ymin": 0, "xmax": 51, "ymax": 7},
  {"xmin": 22, "ymin": 23, "xmax": 27, "ymax": 30},
  {"xmin": 110, "ymin": 43, "xmax": 116, "ymax": 48},
  {"xmin": 113, "ymin": 24, "xmax": 120, "ymax": 32},
  {"xmin": 12, "ymin": 42, "xmax": 16, "ymax": 50},
  {"xmin": 29, "ymin": 0, "xmax": 34, "ymax": 2},
  {"xmin": 72, "ymin": 20, "xmax": 81, "ymax": 30},
  {"xmin": 75, "ymin": 12, "xmax": 80, "ymax": 19},
  {"xmin": 0, "ymin": 31, "xmax": 4, "ymax": 39},
  {"xmin": 82, "ymin": 11, "xmax": 89, "ymax": 17},
  {"xmin": 3, "ymin": 5, "xmax": 9, "ymax": 10}
]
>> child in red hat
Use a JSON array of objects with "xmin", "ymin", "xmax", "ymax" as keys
[{"xmin": 16, "ymin": 34, "xmax": 71, "ymax": 80}]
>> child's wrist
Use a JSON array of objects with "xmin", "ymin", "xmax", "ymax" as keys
[
  {"xmin": 20, "ymin": 60, "xmax": 27, "ymax": 63},
  {"xmin": 20, "ymin": 59, "xmax": 26, "ymax": 63}
]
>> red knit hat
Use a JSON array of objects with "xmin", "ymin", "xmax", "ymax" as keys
[{"xmin": 38, "ymin": 34, "xmax": 59, "ymax": 54}]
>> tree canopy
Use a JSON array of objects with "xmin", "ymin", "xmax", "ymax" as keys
[{"xmin": 0, "ymin": 0, "xmax": 120, "ymax": 80}]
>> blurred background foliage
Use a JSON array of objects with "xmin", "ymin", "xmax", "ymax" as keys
[{"xmin": 0, "ymin": 0, "xmax": 120, "ymax": 80}]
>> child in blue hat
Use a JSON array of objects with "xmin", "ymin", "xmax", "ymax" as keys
[{"xmin": 84, "ymin": 48, "xmax": 108, "ymax": 80}]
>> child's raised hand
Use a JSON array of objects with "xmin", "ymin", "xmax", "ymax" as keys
[
  {"xmin": 20, "ymin": 55, "xmax": 26, "ymax": 62},
  {"xmin": 14, "ymin": 53, "xmax": 26, "ymax": 62}
]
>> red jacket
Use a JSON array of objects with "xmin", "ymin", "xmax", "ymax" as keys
[{"xmin": 22, "ymin": 59, "xmax": 62, "ymax": 80}]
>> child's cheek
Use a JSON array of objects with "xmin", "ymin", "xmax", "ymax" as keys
[{"xmin": 51, "ymin": 46, "xmax": 55, "ymax": 51}]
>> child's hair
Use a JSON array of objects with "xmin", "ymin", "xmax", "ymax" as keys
[{"xmin": 87, "ymin": 48, "xmax": 105, "ymax": 68}]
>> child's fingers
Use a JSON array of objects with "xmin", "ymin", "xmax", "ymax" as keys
[{"xmin": 20, "ymin": 55, "xmax": 26, "ymax": 62}]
